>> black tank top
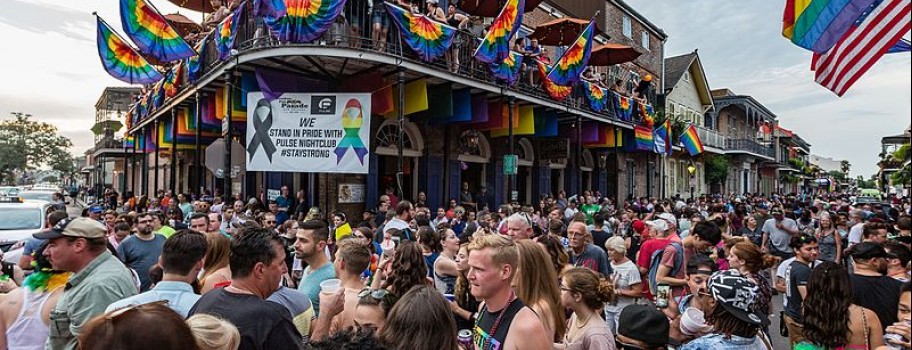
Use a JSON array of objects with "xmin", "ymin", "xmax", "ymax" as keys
[
  {"xmin": 473, "ymin": 297, "xmax": 526, "ymax": 350},
  {"xmin": 447, "ymin": 15, "xmax": 461, "ymax": 28}
]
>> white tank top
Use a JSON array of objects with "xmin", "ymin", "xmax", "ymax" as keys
[{"xmin": 6, "ymin": 291, "xmax": 53, "ymax": 350}]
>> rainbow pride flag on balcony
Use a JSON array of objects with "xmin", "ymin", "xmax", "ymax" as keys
[
  {"xmin": 490, "ymin": 51, "xmax": 524, "ymax": 85},
  {"xmin": 96, "ymin": 17, "xmax": 163, "ymax": 84},
  {"xmin": 537, "ymin": 61, "xmax": 572, "ymax": 101},
  {"xmin": 385, "ymin": 2, "xmax": 457, "ymax": 62},
  {"xmin": 474, "ymin": 0, "xmax": 524, "ymax": 64},
  {"xmin": 217, "ymin": 6, "xmax": 243, "ymax": 61},
  {"xmin": 267, "ymin": 0, "xmax": 346, "ymax": 43},
  {"xmin": 119, "ymin": 0, "xmax": 195, "ymax": 62},
  {"xmin": 680, "ymin": 124, "xmax": 704, "ymax": 156},
  {"xmin": 547, "ymin": 18, "xmax": 595, "ymax": 85},
  {"xmin": 581, "ymin": 80, "xmax": 608, "ymax": 112},
  {"xmin": 613, "ymin": 92, "xmax": 634, "ymax": 121},
  {"xmin": 634, "ymin": 125, "xmax": 654, "ymax": 152},
  {"xmin": 782, "ymin": 0, "xmax": 877, "ymax": 53},
  {"xmin": 639, "ymin": 102, "xmax": 655, "ymax": 127},
  {"xmin": 163, "ymin": 61, "xmax": 182, "ymax": 98},
  {"xmin": 185, "ymin": 41, "xmax": 205, "ymax": 83}
]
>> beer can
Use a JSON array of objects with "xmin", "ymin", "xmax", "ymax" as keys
[{"xmin": 457, "ymin": 329, "xmax": 474, "ymax": 350}]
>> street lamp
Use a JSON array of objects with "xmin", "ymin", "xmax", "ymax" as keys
[{"xmin": 687, "ymin": 163, "xmax": 697, "ymax": 201}]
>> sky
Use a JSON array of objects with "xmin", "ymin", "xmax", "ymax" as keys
[{"xmin": 0, "ymin": 0, "xmax": 908, "ymax": 177}]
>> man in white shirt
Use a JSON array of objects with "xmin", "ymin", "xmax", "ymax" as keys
[{"xmin": 846, "ymin": 209, "xmax": 867, "ymax": 246}]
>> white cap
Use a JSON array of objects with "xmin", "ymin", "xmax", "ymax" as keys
[
  {"xmin": 658, "ymin": 212, "xmax": 678, "ymax": 229},
  {"xmin": 645, "ymin": 219, "xmax": 669, "ymax": 233}
]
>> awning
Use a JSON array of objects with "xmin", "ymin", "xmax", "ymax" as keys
[
  {"xmin": 167, "ymin": 0, "xmax": 214, "ymax": 13},
  {"xmin": 459, "ymin": 0, "xmax": 544, "ymax": 17},
  {"xmin": 528, "ymin": 17, "xmax": 595, "ymax": 46},
  {"xmin": 165, "ymin": 13, "xmax": 202, "ymax": 36}
]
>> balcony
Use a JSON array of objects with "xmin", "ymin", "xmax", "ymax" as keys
[
  {"xmin": 129, "ymin": 2, "xmax": 658, "ymax": 133},
  {"xmin": 695, "ymin": 126, "xmax": 725, "ymax": 150},
  {"xmin": 725, "ymin": 138, "xmax": 775, "ymax": 159}
]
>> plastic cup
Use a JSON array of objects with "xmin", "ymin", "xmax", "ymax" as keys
[
  {"xmin": 680, "ymin": 307, "xmax": 710, "ymax": 336},
  {"xmin": 443, "ymin": 293, "xmax": 455, "ymax": 302},
  {"xmin": 319, "ymin": 279, "xmax": 341, "ymax": 294}
]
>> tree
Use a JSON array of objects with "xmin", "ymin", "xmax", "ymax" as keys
[
  {"xmin": 840, "ymin": 160, "xmax": 851, "ymax": 175},
  {"xmin": 828, "ymin": 170, "xmax": 847, "ymax": 181},
  {"xmin": 0, "ymin": 112, "xmax": 74, "ymax": 184},
  {"xmin": 704, "ymin": 154, "xmax": 730, "ymax": 192}
]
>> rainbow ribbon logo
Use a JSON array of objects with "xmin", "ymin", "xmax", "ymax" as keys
[{"xmin": 334, "ymin": 99, "xmax": 368, "ymax": 165}]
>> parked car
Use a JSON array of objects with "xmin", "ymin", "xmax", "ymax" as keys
[{"xmin": 0, "ymin": 198, "xmax": 50, "ymax": 253}]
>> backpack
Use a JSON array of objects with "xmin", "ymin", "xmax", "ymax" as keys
[{"xmin": 646, "ymin": 241, "xmax": 684, "ymax": 296}]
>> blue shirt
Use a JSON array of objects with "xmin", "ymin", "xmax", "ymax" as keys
[
  {"xmin": 297, "ymin": 262, "xmax": 335, "ymax": 317},
  {"xmin": 680, "ymin": 333, "xmax": 769, "ymax": 350},
  {"xmin": 105, "ymin": 281, "xmax": 200, "ymax": 318}
]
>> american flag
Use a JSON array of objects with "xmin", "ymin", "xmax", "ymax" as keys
[{"xmin": 812, "ymin": 0, "xmax": 912, "ymax": 96}]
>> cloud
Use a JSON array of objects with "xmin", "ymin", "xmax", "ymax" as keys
[{"xmin": 0, "ymin": 0, "xmax": 94, "ymax": 42}]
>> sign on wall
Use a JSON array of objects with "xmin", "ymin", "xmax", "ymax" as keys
[
  {"xmin": 338, "ymin": 183, "xmax": 366, "ymax": 203},
  {"xmin": 246, "ymin": 92, "xmax": 372, "ymax": 173}
]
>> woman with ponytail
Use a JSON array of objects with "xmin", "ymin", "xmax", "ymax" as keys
[
  {"xmin": 727, "ymin": 241, "xmax": 779, "ymax": 331},
  {"xmin": 0, "ymin": 243, "xmax": 70, "ymax": 349},
  {"xmin": 554, "ymin": 267, "xmax": 617, "ymax": 349}
]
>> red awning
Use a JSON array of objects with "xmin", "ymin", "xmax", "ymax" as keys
[
  {"xmin": 165, "ymin": 13, "xmax": 202, "ymax": 36},
  {"xmin": 588, "ymin": 43, "xmax": 641, "ymax": 66},
  {"xmin": 459, "ymin": 0, "xmax": 544, "ymax": 17},
  {"xmin": 167, "ymin": 0, "xmax": 214, "ymax": 14}
]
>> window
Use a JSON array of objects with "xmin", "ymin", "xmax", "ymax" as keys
[
  {"xmin": 641, "ymin": 31, "xmax": 650, "ymax": 49},
  {"xmin": 667, "ymin": 103, "xmax": 675, "ymax": 115},
  {"xmin": 683, "ymin": 71, "xmax": 690, "ymax": 82},
  {"xmin": 622, "ymin": 16, "xmax": 632, "ymax": 38}
]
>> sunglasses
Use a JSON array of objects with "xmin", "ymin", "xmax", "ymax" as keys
[{"xmin": 358, "ymin": 288, "xmax": 395, "ymax": 304}]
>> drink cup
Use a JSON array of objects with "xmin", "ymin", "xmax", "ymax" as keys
[
  {"xmin": 320, "ymin": 279, "xmax": 341, "ymax": 294},
  {"xmin": 444, "ymin": 293, "xmax": 455, "ymax": 302},
  {"xmin": 680, "ymin": 307, "xmax": 711, "ymax": 336}
]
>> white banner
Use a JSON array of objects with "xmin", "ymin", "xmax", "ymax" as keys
[{"xmin": 246, "ymin": 92, "xmax": 372, "ymax": 173}]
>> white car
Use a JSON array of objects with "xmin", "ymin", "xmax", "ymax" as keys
[{"xmin": 0, "ymin": 199, "xmax": 50, "ymax": 254}]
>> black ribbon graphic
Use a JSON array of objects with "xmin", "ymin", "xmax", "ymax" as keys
[{"xmin": 248, "ymin": 99, "xmax": 277, "ymax": 162}]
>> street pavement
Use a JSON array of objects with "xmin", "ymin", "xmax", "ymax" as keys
[{"xmin": 769, "ymin": 293, "xmax": 790, "ymax": 349}]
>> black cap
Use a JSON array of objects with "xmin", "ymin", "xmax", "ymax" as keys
[
  {"xmin": 617, "ymin": 304, "xmax": 679, "ymax": 346},
  {"xmin": 850, "ymin": 242, "xmax": 888, "ymax": 260},
  {"xmin": 708, "ymin": 270, "xmax": 770, "ymax": 326}
]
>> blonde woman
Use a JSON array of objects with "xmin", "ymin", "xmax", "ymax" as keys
[
  {"xmin": 199, "ymin": 234, "xmax": 232, "ymax": 293},
  {"xmin": 515, "ymin": 240, "xmax": 566, "ymax": 342},
  {"xmin": 186, "ymin": 314, "xmax": 240, "ymax": 350}
]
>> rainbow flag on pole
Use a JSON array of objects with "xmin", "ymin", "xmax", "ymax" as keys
[
  {"xmin": 680, "ymin": 124, "xmax": 705, "ymax": 156},
  {"xmin": 537, "ymin": 61, "xmax": 572, "ymax": 101},
  {"xmin": 634, "ymin": 125, "xmax": 654, "ymax": 152},
  {"xmin": 782, "ymin": 0, "xmax": 878, "ymax": 53},
  {"xmin": 119, "ymin": 0, "xmax": 195, "ymax": 62},
  {"xmin": 267, "ymin": 0, "xmax": 347, "ymax": 43},
  {"xmin": 216, "ymin": 5, "xmax": 243, "ymax": 61},
  {"xmin": 474, "ymin": 0, "xmax": 524, "ymax": 63},
  {"xmin": 96, "ymin": 16, "xmax": 163, "ymax": 84},
  {"xmin": 547, "ymin": 18, "xmax": 596, "ymax": 85},
  {"xmin": 385, "ymin": 2, "xmax": 457, "ymax": 62}
]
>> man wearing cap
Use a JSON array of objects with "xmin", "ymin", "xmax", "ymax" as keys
[
  {"xmin": 636, "ymin": 219, "xmax": 672, "ymax": 302},
  {"xmin": 617, "ymin": 304, "xmax": 678, "ymax": 349},
  {"xmin": 86, "ymin": 205, "xmax": 103, "ymax": 222},
  {"xmin": 850, "ymin": 241, "xmax": 902, "ymax": 331},
  {"xmin": 680, "ymin": 270, "xmax": 772, "ymax": 349},
  {"xmin": 761, "ymin": 207, "xmax": 801, "ymax": 260},
  {"xmin": 37, "ymin": 217, "xmax": 137, "ymax": 350}
]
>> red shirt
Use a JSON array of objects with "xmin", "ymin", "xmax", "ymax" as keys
[{"xmin": 636, "ymin": 237, "xmax": 670, "ymax": 301}]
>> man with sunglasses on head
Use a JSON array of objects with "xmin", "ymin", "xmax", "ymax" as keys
[{"xmin": 36, "ymin": 217, "xmax": 137, "ymax": 350}]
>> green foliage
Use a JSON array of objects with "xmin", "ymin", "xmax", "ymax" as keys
[
  {"xmin": 893, "ymin": 143, "xmax": 911, "ymax": 163},
  {"xmin": 704, "ymin": 154, "xmax": 730, "ymax": 187},
  {"xmin": 840, "ymin": 160, "xmax": 851, "ymax": 174},
  {"xmin": 0, "ymin": 113, "xmax": 74, "ymax": 183},
  {"xmin": 789, "ymin": 158, "xmax": 804, "ymax": 169},
  {"xmin": 856, "ymin": 175, "xmax": 877, "ymax": 189},
  {"xmin": 891, "ymin": 163, "xmax": 911, "ymax": 186},
  {"xmin": 827, "ymin": 170, "xmax": 847, "ymax": 181},
  {"xmin": 781, "ymin": 174, "xmax": 799, "ymax": 184}
]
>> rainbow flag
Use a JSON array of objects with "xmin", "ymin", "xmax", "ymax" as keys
[
  {"xmin": 639, "ymin": 102, "xmax": 655, "ymax": 127},
  {"xmin": 255, "ymin": 0, "xmax": 287, "ymax": 17},
  {"xmin": 490, "ymin": 51, "xmax": 524, "ymax": 85},
  {"xmin": 680, "ymin": 124, "xmax": 704, "ymax": 156},
  {"xmin": 613, "ymin": 92, "xmax": 634, "ymax": 121},
  {"xmin": 119, "ymin": 0, "xmax": 195, "ymax": 62},
  {"xmin": 96, "ymin": 17, "xmax": 163, "ymax": 84},
  {"xmin": 185, "ymin": 41, "xmax": 205, "ymax": 83},
  {"xmin": 122, "ymin": 135, "xmax": 136, "ymax": 149},
  {"xmin": 581, "ymin": 81, "xmax": 608, "ymax": 112},
  {"xmin": 782, "ymin": 0, "xmax": 877, "ymax": 53},
  {"xmin": 217, "ymin": 6, "xmax": 243, "ymax": 61},
  {"xmin": 653, "ymin": 118, "xmax": 671, "ymax": 156},
  {"xmin": 267, "ymin": 0, "xmax": 347, "ymax": 43},
  {"xmin": 537, "ymin": 61, "xmax": 572, "ymax": 101},
  {"xmin": 634, "ymin": 125, "xmax": 654, "ymax": 152},
  {"xmin": 547, "ymin": 18, "xmax": 596, "ymax": 85},
  {"xmin": 163, "ymin": 61, "xmax": 183, "ymax": 98},
  {"xmin": 385, "ymin": 2, "xmax": 457, "ymax": 62},
  {"xmin": 474, "ymin": 0, "xmax": 524, "ymax": 63}
]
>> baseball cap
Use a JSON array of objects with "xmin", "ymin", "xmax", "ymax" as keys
[
  {"xmin": 644, "ymin": 219, "xmax": 669, "ymax": 233},
  {"xmin": 33, "ymin": 218, "xmax": 107, "ymax": 240},
  {"xmin": 631, "ymin": 220, "xmax": 646, "ymax": 234},
  {"xmin": 770, "ymin": 207, "xmax": 784, "ymax": 215},
  {"xmin": 850, "ymin": 242, "xmax": 888, "ymax": 260},
  {"xmin": 658, "ymin": 212, "xmax": 677, "ymax": 229},
  {"xmin": 707, "ymin": 270, "xmax": 770, "ymax": 326},
  {"xmin": 618, "ymin": 304, "xmax": 678, "ymax": 346},
  {"xmin": 88, "ymin": 205, "xmax": 104, "ymax": 214}
]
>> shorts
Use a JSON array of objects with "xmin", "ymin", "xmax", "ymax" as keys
[
  {"xmin": 372, "ymin": 9, "xmax": 389, "ymax": 28},
  {"xmin": 770, "ymin": 246, "xmax": 795, "ymax": 260}
]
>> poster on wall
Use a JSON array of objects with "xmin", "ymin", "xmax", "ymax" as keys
[
  {"xmin": 338, "ymin": 183, "xmax": 365, "ymax": 203},
  {"xmin": 246, "ymin": 92, "xmax": 372, "ymax": 173}
]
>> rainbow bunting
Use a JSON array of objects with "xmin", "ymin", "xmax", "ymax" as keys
[
  {"xmin": 613, "ymin": 92, "xmax": 634, "ymax": 121},
  {"xmin": 634, "ymin": 125, "xmax": 654, "ymax": 152},
  {"xmin": 185, "ymin": 41, "xmax": 205, "ymax": 83},
  {"xmin": 639, "ymin": 102, "xmax": 655, "ymax": 127},
  {"xmin": 680, "ymin": 124, "xmax": 705, "ymax": 156},
  {"xmin": 473, "ymin": 0, "xmax": 524, "ymax": 63},
  {"xmin": 782, "ymin": 0, "xmax": 878, "ymax": 53},
  {"xmin": 385, "ymin": 2, "xmax": 457, "ymax": 62},
  {"xmin": 119, "ymin": 0, "xmax": 195, "ymax": 62},
  {"xmin": 96, "ymin": 17, "xmax": 163, "ymax": 84},
  {"xmin": 163, "ymin": 61, "xmax": 183, "ymax": 98},
  {"xmin": 547, "ymin": 18, "xmax": 596, "ymax": 85},
  {"xmin": 490, "ymin": 51, "xmax": 524, "ymax": 85},
  {"xmin": 267, "ymin": 0, "xmax": 347, "ymax": 43},
  {"xmin": 581, "ymin": 80, "xmax": 608, "ymax": 112},
  {"xmin": 217, "ymin": 6, "xmax": 243, "ymax": 61},
  {"xmin": 537, "ymin": 61, "xmax": 572, "ymax": 101},
  {"xmin": 653, "ymin": 118, "xmax": 671, "ymax": 156}
]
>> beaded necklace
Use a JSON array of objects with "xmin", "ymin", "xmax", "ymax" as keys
[{"xmin": 476, "ymin": 291, "xmax": 517, "ymax": 350}]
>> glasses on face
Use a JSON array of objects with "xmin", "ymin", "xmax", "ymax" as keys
[{"xmin": 265, "ymin": 220, "xmax": 276, "ymax": 224}]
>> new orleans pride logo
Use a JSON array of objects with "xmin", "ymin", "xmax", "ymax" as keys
[{"xmin": 333, "ymin": 99, "xmax": 368, "ymax": 165}]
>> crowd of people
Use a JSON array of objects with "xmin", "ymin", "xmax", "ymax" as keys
[{"xmin": 1, "ymin": 185, "xmax": 911, "ymax": 350}]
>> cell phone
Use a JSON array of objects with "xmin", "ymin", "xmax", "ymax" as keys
[{"xmin": 655, "ymin": 284, "xmax": 671, "ymax": 309}]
